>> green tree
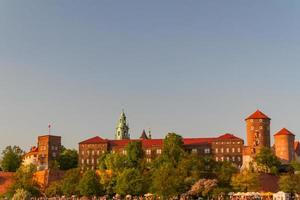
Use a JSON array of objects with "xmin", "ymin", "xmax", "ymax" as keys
[
  {"xmin": 115, "ymin": 168, "xmax": 144, "ymax": 196},
  {"xmin": 151, "ymin": 163, "xmax": 185, "ymax": 199},
  {"xmin": 291, "ymin": 160, "xmax": 300, "ymax": 172},
  {"xmin": 215, "ymin": 161, "xmax": 238, "ymax": 187},
  {"xmin": 58, "ymin": 149, "xmax": 78, "ymax": 170},
  {"xmin": 125, "ymin": 141, "xmax": 144, "ymax": 168},
  {"xmin": 11, "ymin": 189, "xmax": 31, "ymax": 200},
  {"xmin": 101, "ymin": 153, "xmax": 128, "ymax": 174},
  {"xmin": 254, "ymin": 147, "xmax": 281, "ymax": 174},
  {"xmin": 231, "ymin": 170, "xmax": 260, "ymax": 192},
  {"xmin": 61, "ymin": 168, "xmax": 81, "ymax": 196},
  {"xmin": 279, "ymin": 174, "xmax": 300, "ymax": 194},
  {"xmin": 78, "ymin": 170, "xmax": 103, "ymax": 197},
  {"xmin": 0, "ymin": 146, "xmax": 24, "ymax": 172},
  {"xmin": 9, "ymin": 164, "xmax": 40, "ymax": 197},
  {"xmin": 161, "ymin": 133, "xmax": 185, "ymax": 165},
  {"xmin": 45, "ymin": 181, "xmax": 63, "ymax": 197}
]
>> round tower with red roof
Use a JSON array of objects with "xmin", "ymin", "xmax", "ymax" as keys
[
  {"xmin": 245, "ymin": 110, "xmax": 271, "ymax": 154},
  {"xmin": 274, "ymin": 128, "xmax": 295, "ymax": 163}
]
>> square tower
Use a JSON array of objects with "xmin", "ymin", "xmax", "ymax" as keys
[{"xmin": 37, "ymin": 135, "xmax": 61, "ymax": 170}]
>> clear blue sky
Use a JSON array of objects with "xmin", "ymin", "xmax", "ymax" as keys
[{"xmin": 0, "ymin": 1, "xmax": 300, "ymax": 151}]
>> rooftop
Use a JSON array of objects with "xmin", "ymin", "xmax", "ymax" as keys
[{"xmin": 245, "ymin": 110, "xmax": 271, "ymax": 120}]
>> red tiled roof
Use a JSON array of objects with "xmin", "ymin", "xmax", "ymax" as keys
[
  {"xmin": 217, "ymin": 133, "xmax": 243, "ymax": 140},
  {"xmin": 79, "ymin": 133, "xmax": 243, "ymax": 148},
  {"xmin": 141, "ymin": 139, "xmax": 163, "ymax": 148},
  {"xmin": 274, "ymin": 128, "xmax": 295, "ymax": 136},
  {"xmin": 183, "ymin": 138, "xmax": 215, "ymax": 146},
  {"xmin": 245, "ymin": 110, "xmax": 270, "ymax": 120},
  {"xmin": 79, "ymin": 136, "xmax": 108, "ymax": 144}
]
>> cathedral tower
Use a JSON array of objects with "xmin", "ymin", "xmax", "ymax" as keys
[
  {"xmin": 115, "ymin": 111, "xmax": 130, "ymax": 140},
  {"xmin": 245, "ymin": 110, "xmax": 271, "ymax": 154}
]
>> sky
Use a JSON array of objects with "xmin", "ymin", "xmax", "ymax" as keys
[{"xmin": 0, "ymin": 1, "xmax": 300, "ymax": 151}]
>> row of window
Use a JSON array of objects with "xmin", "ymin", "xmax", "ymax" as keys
[
  {"xmin": 250, "ymin": 126, "xmax": 269, "ymax": 130},
  {"xmin": 81, "ymin": 158, "xmax": 98, "ymax": 165},
  {"xmin": 215, "ymin": 156, "xmax": 242, "ymax": 162},
  {"xmin": 191, "ymin": 148, "xmax": 210, "ymax": 154},
  {"xmin": 214, "ymin": 141, "xmax": 242, "ymax": 145},
  {"xmin": 215, "ymin": 147, "xmax": 241, "ymax": 154},
  {"xmin": 81, "ymin": 144, "xmax": 106, "ymax": 148},
  {"xmin": 81, "ymin": 150, "xmax": 105, "ymax": 156}
]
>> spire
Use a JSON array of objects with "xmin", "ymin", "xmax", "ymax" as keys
[
  {"xmin": 115, "ymin": 110, "xmax": 130, "ymax": 140},
  {"xmin": 148, "ymin": 128, "xmax": 152, "ymax": 139},
  {"xmin": 140, "ymin": 129, "xmax": 148, "ymax": 139}
]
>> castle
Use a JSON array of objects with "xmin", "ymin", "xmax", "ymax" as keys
[{"xmin": 78, "ymin": 110, "xmax": 300, "ymax": 171}]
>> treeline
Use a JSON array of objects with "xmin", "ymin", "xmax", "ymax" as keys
[
  {"xmin": 47, "ymin": 133, "xmax": 239, "ymax": 199},
  {"xmin": 2, "ymin": 133, "xmax": 300, "ymax": 199}
]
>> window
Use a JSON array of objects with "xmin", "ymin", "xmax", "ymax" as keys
[
  {"xmin": 215, "ymin": 148, "xmax": 218, "ymax": 153},
  {"xmin": 97, "ymin": 150, "xmax": 100, "ymax": 155},
  {"xmin": 87, "ymin": 159, "xmax": 89, "ymax": 164},
  {"xmin": 156, "ymin": 149, "xmax": 162, "ymax": 154},
  {"xmin": 146, "ymin": 158, "xmax": 151, "ymax": 163},
  {"xmin": 92, "ymin": 158, "xmax": 94, "ymax": 164},
  {"xmin": 232, "ymin": 148, "xmax": 235, "ymax": 153},
  {"xmin": 226, "ymin": 157, "xmax": 230, "ymax": 161},
  {"xmin": 221, "ymin": 148, "xmax": 224, "ymax": 153},
  {"xmin": 237, "ymin": 148, "xmax": 241, "ymax": 153},
  {"xmin": 232, "ymin": 156, "xmax": 235, "ymax": 161},
  {"xmin": 251, "ymin": 126, "xmax": 254, "ymax": 130},
  {"xmin": 82, "ymin": 151, "xmax": 84, "ymax": 155},
  {"xmin": 192, "ymin": 149, "xmax": 198, "ymax": 154},
  {"xmin": 146, "ymin": 149, "xmax": 151, "ymax": 155},
  {"xmin": 250, "ymin": 119, "xmax": 254, "ymax": 122},
  {"xmin": 52, "ymin": 152, "xmax": 56, "ymax": 157},
  {"xmin": 237, "ymin": 156, "xmax": 241, "ymax": 161},
  {"xmin": 92, "ymin": 150, "xmax": 94, "ymax": 155},
  {"xmin": 259, "ymin": 126, "xmax": 263, "ymax": 130},
  {"xmin": 221, "ymin": 157, "xmax": 224, "ymax": 161},
  {"xmin": 259, "ymin": 119, "xmax": 263, "ymax": 122},
  {"xmin": 204, "ymin": 148, "xmax": 210, "ymax": 154},
  {"xmin": 122, "ymin": 150, "xmax": 127, "ymax": 155},
  {"xmin": 226, "ymin": 148, "xmax": 229, "ymax": 153},
  {"xmin": 216, "ymin": 157, "xmax": 219, "ymax": 161}
]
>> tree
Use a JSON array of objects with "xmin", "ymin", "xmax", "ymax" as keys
[
  {"xmin": 291, "ymin": 160, "xmax": 300, "ymax": 172},
  {"xmin": 254, "ymin": 147, "xmax": 281, "ymax": 174},
  {"xmin": 78, "ymin": 170, "xmax": 103, "ymax": 197},
  {"xmin": 12, "ymin": 189, "xmax": 31, "ymax": 200},
  {"xmin": 61, "ymin": 168, "xmax": 81, "ymax": 196},
  {"xmin": 279, "ymin": 174, "xmax": 300, "ymax": 194},
  {"xmin": 100, "ymin": 153, "xmax": 128, "ymax": 175},
  {"xmin": 125, "ymin": 141, "xmax": 144, "ymax": 168},
  {"xmin": 0, "ymin": 146, "xmax": 24, "ymax": 172},
  {"xmin": 215, "ymin": 161, "xmax": 238, "ymax": 187},
  {"xmin": 58, "ymin": 149, "xmax": 78, "ymax": 170},
  {"xmin": 187, "ymin": 179, "xmax": 218, "ymax": 198},
  {"xmin": 115, "ymin": 168, "xmax": 144, "ymax": 196},
  {"xmin": 231, "ymin": 170, "xmax": 260, "ymax": 192},
  {"xmin": 9, "ymin": 164, "xmax": 40, "ymax": 197},
  {"xmin": 161, "ymin": 133, "xmax": 185, "ymax": 165},
  {"xmin": 151, "ymin": 163, "xmax": 185, "ymax": 199},
  {"xmin": 45, "ymin": 181, "xmax": 63, "ymax": 197}
]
